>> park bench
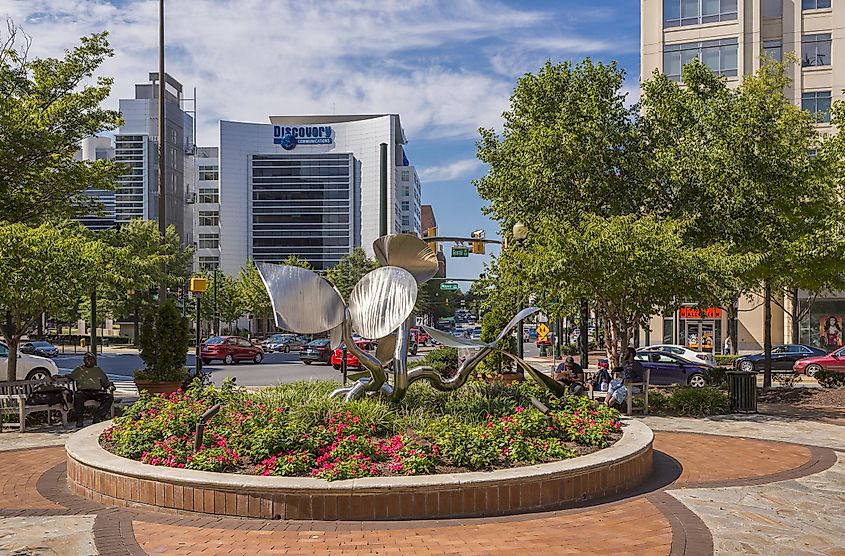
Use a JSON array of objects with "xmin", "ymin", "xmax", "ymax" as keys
[
  {"xmin": 586, "ymin": 368, "xmax": 650, "ymax": 416},
  {"xmin": 0, "ymin": 377, "xmax": 123, "ymax": 432},
  {"xmin": 0, "ymin": 379, "xmax": 70, "ymax": 432}
]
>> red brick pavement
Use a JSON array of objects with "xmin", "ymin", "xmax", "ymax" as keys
[{"xmin": 0, "ymin": 430, "xmax": 837, "ymax": 555}]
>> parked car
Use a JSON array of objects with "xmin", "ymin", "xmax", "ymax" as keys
[
  {"xmin": 792, "ymin": 346, "xmax": 845, "ymax": 376},
  {"xmin": 330, "ymin": 339, "xmax": 375, "ymax": 370},
  {"xmin": 0, "ymin": 342, "xmax": 59, "ymax": 381},
  {"xmin": 470, "ymin": 327, "xmax": 482, "ymax": 341},
  {"xmin": 262, "ymin": 334, "xmax": 306, "ymax": 353},
  {"xmin": 299, "ymin": 339, "xmax": 332, "ymax": 365},
  {"xmin": 639, "ymin": 344, "xmax": 716, "ymax": 367},
  {"xmin": 20, "ymin": 340, "xmax": 59, "ymax": 358},
  {"xmin": 735, "ymin": 344, "xmax": 828, "ymax": 373},
  {"xmin": 634, "ymin": 351, "xmax": 709, "ymax": 387},
  {"xmin": 201, "ymin": 336, "xmax": 264, "ymax": 365},
  {"xmin": 410, "ymin": 328, "xmax": 430, "ymax": 346}
]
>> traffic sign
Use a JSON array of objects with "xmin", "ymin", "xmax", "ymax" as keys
[
  {"xmin": 451, "ymin": 246, "xmax": 470, "ymax": 257},
  {"xmin": 536, "ymin": 323, "xmax": 550, "ymax": 341},
  {"xmin": 440, "ymin": 282, "xmax": 459, "ymax": 291}
]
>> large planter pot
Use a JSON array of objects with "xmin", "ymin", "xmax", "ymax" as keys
[{"xmin": 133, "ymin": 379, "xmax": 182, "ymax": 396}]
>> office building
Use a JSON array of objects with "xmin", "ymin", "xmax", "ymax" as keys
[
  {"xmin": 641, "ymin": 0, "xmax": 843, "ymax": 352},
  {"xmin": 73, "ymin": 136, "xmax": 116, "ymax": 231},
  {"xmin": 217, "ymin": 114, "xmax": 422, "ymax": 274},
  {"xmin": 114, "ymin": 72, "xmax": 195, "ymax": 244},
  {"xmin": 194, "ymin": 146, "xmax": 221, "ymax": 271}
]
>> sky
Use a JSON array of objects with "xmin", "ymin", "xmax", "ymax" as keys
[{"xmin": 1, "ymin": 0, "xmax": 641, "ymax": 282}]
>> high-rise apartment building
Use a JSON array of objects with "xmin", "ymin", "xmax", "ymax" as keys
[
  {"xmin": 641, "ymin": 0, "xmax": 844, "ymax": 352},
  {"xmin": 194, "ymin": 146, "xmax": 221, "ymax": 271},
  {"xmin": 73, "ymin": 136, "xmax": 116, "ymax": 231},
  {"xmin": 114, "ymin": 72, "xmax": 195, "ymax": 244}
]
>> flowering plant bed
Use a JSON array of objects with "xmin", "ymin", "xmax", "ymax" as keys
[{"xmin": 101, "ymin": 379, "xmax": 622, "ymax": 481}]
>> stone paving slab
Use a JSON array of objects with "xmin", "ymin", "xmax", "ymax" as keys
[{"xmin": 0, "ymin": 515, "xmax": 97, "ymax": 555}]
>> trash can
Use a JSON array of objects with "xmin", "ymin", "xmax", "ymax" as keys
[
  {"xmin": 80, "ymin": 338, "xmax": 86, "ymax": 348},
  {"xmin": 726, "ymin": 371, "xmax": 757, "ymax": 413}
]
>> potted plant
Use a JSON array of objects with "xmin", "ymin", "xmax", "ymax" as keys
[{"xmin": 133, "ymin": 299, "xmax": 189, "ymax": 396}]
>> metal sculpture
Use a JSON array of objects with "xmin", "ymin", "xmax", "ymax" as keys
[{"xmin": 257, "ymin": 234, "xmax": 559, "ymax": 402}]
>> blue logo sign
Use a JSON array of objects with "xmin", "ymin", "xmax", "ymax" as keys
[{"xmin": 273, "ymin": 125, "xmax": 333, "ymax": 149}]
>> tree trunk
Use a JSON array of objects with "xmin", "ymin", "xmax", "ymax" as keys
[
  {"xmin": 2, "ymin": 311, "xmax": 17, "ymax": 381},
  {"xmin": 790, "ymin": 287, "xmax": 800, "ymax": 344},
  {"xmin": 763, "ymin": 281, "xmax": 773, "ymax": 388},
  {"xmin": 728, "ymin": 296, "xmax": 739, "ymax": 355}
]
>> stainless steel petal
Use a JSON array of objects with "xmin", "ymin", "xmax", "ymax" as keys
[
  {"xmin": 372, "ymin": 234, "xmax": 439, "ymax": 284},
  {"xmin": 329, "ymin": 323, "xmax": 344, "ymax": 350},
  {"xmin": 257, "ymin": 263, "xmax": 346, "ymax": 334},
  {"xmin": 375, "ymin": 332, "xmax": 397, "ymax": 365},
  {"xmin": 492, "ymin": 306, "xmax": 542, "ymax": 346},
  {"xmin": 348, "ymin": 266, "xmax": 417, "ymax": 339},
  {"xmin": 421, "ymin": 325, "xmax": 487, "ymax": 348}
]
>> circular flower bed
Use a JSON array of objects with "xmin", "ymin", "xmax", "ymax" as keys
[{"xmin": 101, "ymin": 379, "xmax": 623, "ymax": 481}]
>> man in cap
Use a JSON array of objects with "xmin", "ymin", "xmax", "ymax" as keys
[
  {"xmin": 68, "ymin": 353, "xmax": 114, "ymax": 428},
  {"xmin": 554, "ymin": 356, "xmax": 586, "ymax": 395}
]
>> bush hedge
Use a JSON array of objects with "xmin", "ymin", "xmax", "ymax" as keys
[
  {"xmin": 668, "ymin": 387, "xmax": 730, "ymax": 416},
  {"xmin": 815, "ymin": 370, "xmax": 845, "ymax": 389},
  {"xmin": 714, "ymin": 355, "xmax": 738, "ymax": 367},
  {"xmin": 102, "ymin": 379, "xmax": 622, "ymax": 481}
]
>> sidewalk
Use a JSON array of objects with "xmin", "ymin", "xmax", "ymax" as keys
[{"xmin": 1, "ymin": 404, "xmax": 841, "ymax": 554}]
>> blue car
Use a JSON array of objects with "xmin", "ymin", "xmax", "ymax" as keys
[{"xmin": 634, "ymin": 351, "xmax": 709, "ymax": 388}]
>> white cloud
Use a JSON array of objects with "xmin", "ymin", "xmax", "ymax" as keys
[{"xmin": 419, "ymin": 158, "xmax": 483, "ymax": 182}]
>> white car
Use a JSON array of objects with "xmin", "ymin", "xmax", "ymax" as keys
[
  {"xmin": 638, "ymin": 344, "xmax": 716, "ymax": 367},
  {"xmin": 0, "ymin": 342, "xmax": 60, "ymax": 381}
]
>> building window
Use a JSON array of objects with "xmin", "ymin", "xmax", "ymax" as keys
[
  {"xmin": 401, "ymin": 216, "xmax": 409, "ymax": 227},
  {"xmin": 808, "ymin": 148, "xmax": 819, "ymax": 159},
  {"xmin": 198, "ymin": 210, "xmax": 219, "ymax": 226},
  {"xmin": 401, "ymin": 170, "xmax": 410, "ymax": 181},
  {"xmin": 763, "ymin": 40, "xmax": 782, "ymax": 61},
  {"xmin": 199, "ymin": 165, "xmax": 219, "ymax": 180},
  {"xmin": 762, "ymin": 0, "xmax": 782, "ymax": 16},
  {"xmin": 198, "ymin": 233, "xmax": 219, "ymax": 249},
  {"xmin": 401, "ymin": 201, "xmax": 410, "ymax": 211},
  {"xmin": 802, "ymin": 0, "xmax": 831, "ymax": 10},
  {"xmin": 400, "ymin": 186, "xmax": 410, "ymax": 196},
  {"xmin": 198, "ymin": 188, "xmax": 219, "ymax": 204},
  {"xmin": 663, "ymin": 0, "xmax": 737, "ymax": 28},
  {"xmin": 802, "ymin": 34, "xmax": 831, "ymax": 67},
  {"xmin": 663, "ymin": 39, "xmax": 738, "ymax": 81},
  {"xmin": 802, "ymin": 91, "xmax": 832, "ymax": 123},
  {"xmin": 199, "ymin": 256, "xmax": 219, "ymax": 270}
]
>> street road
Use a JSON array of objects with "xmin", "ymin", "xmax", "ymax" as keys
[{"xmin": 53, "ymin": 343, "xmax": 546, "ymax": 387}]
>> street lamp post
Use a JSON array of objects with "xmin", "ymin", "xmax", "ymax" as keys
[
  {"xmin": 189, "ymin": 276, "xmax": 209, "ymax": 380},
  {"xmin": 127, "ymin": 288, "xmax": 139, "ymax": 346},
  {"xmin": 512, "ymin": 222, "xmax": 529, "ymax": 360}
]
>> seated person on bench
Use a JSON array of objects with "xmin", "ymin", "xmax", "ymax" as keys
[
  {"xmin": 554, "ymin": 356, "xmax": 586, "ymax": 395},
  {"xmin": 69, "ymin": 352, "xmax": 114, "ymax": 428}
]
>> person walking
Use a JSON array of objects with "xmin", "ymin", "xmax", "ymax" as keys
[
  {"xmin": 723, "ymin": 336, "xmax": 733, "ymax": 355},
  {"xmin": 68, "ymin": 352, "xmax": 114, "ymax": 428}
]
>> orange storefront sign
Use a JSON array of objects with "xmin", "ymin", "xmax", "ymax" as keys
[{"xmin": 679, "ymin": 307, "xmax": 722, "ymax": 319}]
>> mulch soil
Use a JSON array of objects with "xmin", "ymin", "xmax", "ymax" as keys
[{"xmin": 757, "ymin": 387, "xmax": 845, "ymax": 407}]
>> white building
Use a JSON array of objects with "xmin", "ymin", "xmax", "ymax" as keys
[
  {"xmin": 194, "ymin": 146, "xmax": 221, "ymax": 270},
  {"xmin": 114, "ymin": 72, "xmax": 195, "ymax": 245},
  {"xmin": 217, "ymin": 114, "xmax": 422, "ymax": 274},
  {"xmin": 74, "ymin": 136, "xmax": 116, "ymax": 231}
]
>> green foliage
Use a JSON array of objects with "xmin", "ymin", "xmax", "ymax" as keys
[
  {"xmin": 773, "ymin": 372, "xmax": 802, "ymax": 388},
  {"xmin": 705, "ymin": 367, "xmax": 730, "ymax": 388},
  {"xmin": 668, "ymin": 387, "xmax": 729, "ymax": 416},
  {"xmin": 714, "ymin": 355, "xmax": 738, "ymax": 367},
  {"xmin": 815, "ymin": 370, "xmax": 845, "ymax": 389},
  {"xmin": 325, "ymin": 247, "xmax": 378, "ymax": 301},
  {"xmin": 0, "ymin": 25, "xmax": 124, "ymax": 224},
  {"xmin": 134, "ymin": 300, "xmax": 189, "ymax": 383},
  {"xmin": 238, "ymin": 260, "xmax": 272, "ymax": 319},
  {"xmin": 103, "ymin": 381, "xmax": 621, "ymax": 480}
]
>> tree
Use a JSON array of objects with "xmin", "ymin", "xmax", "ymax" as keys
[
  {"xmin": 281, "ymin": 254, "xmax": 312, "ymax": 270},
  {"xmin": 212, "ymin": 272, "xmax": 244, "ymax": 333},
  {"xmin": 475, "ymin": 60, "xmax": 725, "ymax": 365},
  {"xmin": 641, "ymin": 58, "xmax": 840, "ymax": 386},
  {"xmin": 325, "ymin": 248, "xmax": 378, "ymax": 301},
  {"xmin": 134, "ymin": 299, "xmax": 189, "ymax": 383},
  {"xmin": 0, "ymin": 23, "xmax": 123, "ymax": 224},
  {"xmin": 0, "ymin": 223, "xmax": 104, "ymax": 380},
  {"xmin": 238, "ymin": 260, "xmax": 273, "ymax": 334}
]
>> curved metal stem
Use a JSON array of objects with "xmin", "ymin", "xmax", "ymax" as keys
[
  {"xmin": 406, "ymin": 346, "xmax": 494, "ymax": 391},
  {"xmin": 389, "ymin": 316, "xmax": 412, "ymax": 401},
  {"xmin": 340, "ymin": 315, "xmax": 387, "ymax": 396}
]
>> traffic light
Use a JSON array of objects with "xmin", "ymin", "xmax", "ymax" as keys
[
  {"xmin": 471, "ymin": 229, "xmax": 485, "ymax": 254},
  {"xmin": 425, "ymin": 226, "xmax": 437, "ymax": 253}
]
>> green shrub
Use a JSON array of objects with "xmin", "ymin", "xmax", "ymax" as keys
[
  {"xmin": 669, "ymin": 387, "xmax": 729, "ymax": 416},
  {"xmin": 408, "ymin": 347, "xmax": 458, "ymax": 376},
  {"xmin": 815, "ymin": 370, "xmax": 845, "ymax": 389},
  {"xmin": 773, "ymin": 372, "xmax": 802, "ymax": 388},
  {"xmin": 705, "ymin": 367, "xmax": 730, "ymax": 388},
  {"xmin": 134, "ymin": 300, "xmax": 190, "ymax": 383},
  {"xmin": 714, "ymin": 355, "xmax": 738, "ymax": 366}
]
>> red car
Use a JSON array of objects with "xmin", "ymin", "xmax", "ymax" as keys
[
  {"xmin": 330, "ymin": 339, "xmax": 373, "ymax": 370},
  {"xmin": 201, "ymin": 336, "xmax": 264, "ymax": 365},
  {"xmin": 793, "ymin": 346, "xmax": 845, "ymax": 376},
  {"xmin": 410, "ymin": 328, "xmax": 430, "ymax": 346}
]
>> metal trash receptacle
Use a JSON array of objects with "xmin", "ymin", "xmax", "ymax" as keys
[{"xmin": 726, "ymin": 371, "xmax": 757, "ymax": 413}]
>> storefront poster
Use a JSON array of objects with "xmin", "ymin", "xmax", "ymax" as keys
[{"xmin": 820, "ymin": 315, "xmax": 843, "ymax": 347}]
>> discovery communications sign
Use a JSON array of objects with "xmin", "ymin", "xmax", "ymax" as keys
[{"xmin": 273, "ymin": 125, "xmax": 333, "ymax": 150}]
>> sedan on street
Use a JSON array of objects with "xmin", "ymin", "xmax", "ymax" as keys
[
  {"xmin": 735, "ymin": 344, "xmax": 828, "ymax": 373},
  {"xmin": 20, "ymin": 340, "xmax": 59, "ymax": 358},
  {"xmin": 0, "ymin": 342, "xmax": 59, "ymax": 380},
  {"xmin": 201, "ymin": 336, "xmax": 264, "ymax": 365},
  {"xmin": 299, "ymin": 339, "xmax": 332, "ymax": 365},
  {"xmin": 792, "ymin": 346, "xmax": 845, "ymax": 376},
  {"xmin": 639, "ymin": 344, "xmax": 716, "ymax": 367},
  {"xmin": 634, "ymin": 351, "xmax": 710, "ymax": 388}
]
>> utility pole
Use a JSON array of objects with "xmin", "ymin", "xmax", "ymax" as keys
[
  {"xmin": 157, "ymin": 0, "xmax": 167, "ymax": 306},
  {"xmin": 213, "ymin": 268, "xmax": 219, "ymax": 336},
  {"xmin": 89, "ymin": 290, "xmax": 97, "ymax": 359}
]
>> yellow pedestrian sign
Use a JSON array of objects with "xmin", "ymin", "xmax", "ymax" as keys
[{"xmin": 536, "ymin": 323, "xmax": 550, "ymax": 341}]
